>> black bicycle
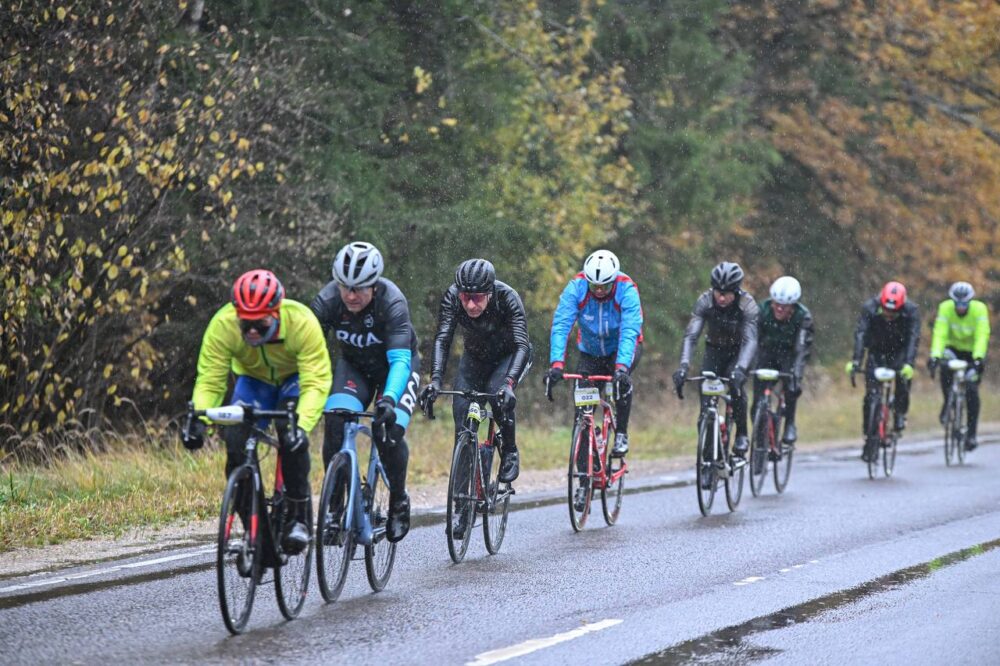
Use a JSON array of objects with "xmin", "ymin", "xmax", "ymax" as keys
[
  {"xmin": 749, "ymin": 369, "xmax": 795, "ymax": 496},
  {"xmin": 687, "ymin": 372, "xmax": 745, "ymax": 516},
  {"xmin": 851, "ymin": 367, "xmax": 899, "ymax": 479},
  {"xmin": 939, "ymin": 352, "xmax": 976, "ymax": 466},
  {"xmin": 429, "ymin": 390, "xmax": 514, "ymax": 563},
  {"xmin": 186, "ymin": 402, "xmax": 312, "ymax": 635}
]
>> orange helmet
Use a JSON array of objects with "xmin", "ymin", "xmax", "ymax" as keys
[
  {"xmin": 880, "ymin": 281, "xmax": 906, "ymax": 312},
  {"xmin": 232, "ymin": 269, "xmax": 284, "ymax": 319}
]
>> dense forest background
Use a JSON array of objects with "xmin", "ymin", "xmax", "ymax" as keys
[{"xmin": 3, "ymin": 0, "xmax": 998, "ymax": 451}]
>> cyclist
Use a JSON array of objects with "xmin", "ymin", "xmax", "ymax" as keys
[
  {"xmin": 927, "ymin": 281, "xmax": 990, "ymax": 451},
  {"xmin": 753, "ymin": 276, "xmax": 814, "ymax": 450},
  {"xmin": 311, "ymin": 242, "xmax": 421, "ymax": 543},
  {"xmin": 418, "ymin": 258, "xmax": 532, "ymax": 538},
  {"xmin": 673, "ymin": 262, "xmax": 758, "ymax": 475},
  {"xmin": 546, "ymin": 249, "xmax": 643, "ymax": 456},
  {"xmin": 845, "ymin": 281, "xmax": 920, "ymax": 462},
  {"xmin": 181, "ymin": 269, "xmax": 332, "ymax": 553}
]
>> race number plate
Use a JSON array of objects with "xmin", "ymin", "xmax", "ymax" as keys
[
  {"xmin": 701, "ymin": 378, "xmax": 727, "ymax": 396},
  {"xmin": 204, "ymin": 406, "xmax": 246, "ymax": 424},
  {"xmin": 873, "ymin": 367, "xmax": 896, "ymax": 382},
  {"xmin": 754, "ymin": 368, "xmax": 779, "ymax": 382},
  {"xmin": 947, "ymin": 359, "xmax": 968, "ymax": 371},
  {"xmin": 574, "ymin": 387, "xmax": 601, "ymax": 407},
  {"xmin": 467, "ymin": 401, "xmax": 486, "ymax": 423}
]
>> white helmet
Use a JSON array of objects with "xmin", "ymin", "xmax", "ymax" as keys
[
  {"xmin": 948, "ymin": 281, "xmax": 975, "ymax": 304},
  {"xmin": 332, "ymin": 242, "xmax": 384, "ymax": 288},
  {"xmin": 770, "ymin": 276, "xmax": 801, "ymax": 305},
  {"xmin": 583, "ymin": 250, "xmax": 620, "ymax": 285}
]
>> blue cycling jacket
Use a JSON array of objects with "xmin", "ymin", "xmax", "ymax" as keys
[{"xmin": 549, "ymin": 272, "xmax": 644, "ymax": 368}]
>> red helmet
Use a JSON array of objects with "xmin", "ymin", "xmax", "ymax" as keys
[
  {"xmin": 232, "ymin": 269, "xmax": 284, "ymax": 319},
  {"xmin": 880, "ymin": 281, "xmax": 907, "ymax": 311}
]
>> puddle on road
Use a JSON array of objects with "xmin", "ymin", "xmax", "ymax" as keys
[{"xmin": 631, "ymin": 537, "xmax": 1000, "ymax": 665}]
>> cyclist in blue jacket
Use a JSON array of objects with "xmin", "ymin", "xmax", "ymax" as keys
[{"xmin": 546, "ymin": 249, "xmax": 644, "ymax": 457}]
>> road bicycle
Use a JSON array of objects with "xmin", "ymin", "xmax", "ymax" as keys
[
  {"xmin": 686, "ymin": 372, "xmax": 745, "ymax": 516},
  {"xmin": 749, "ymin": 368, "xmax": 795, "ymax": 496},
  {"xmin": 186, "ymin": 402, "xmax": 312, "ymax": 635},
  {"xmin": 315, "ymin": 408, "xmax": 396, "ymax": 602},
  {"xmin": 940, "ymin": 352, "xmax": 977, "ymax": 466},
  {"xmin": 852, "ymin": 367, "xmax": 899, "ymax": 479},
  {"xmin": 433, "ymin": 389, "xmax": 515, "ymax": 563},
  {"xmin": 546, "ymin": 373, "xmax": 627, "ymax": 532}
]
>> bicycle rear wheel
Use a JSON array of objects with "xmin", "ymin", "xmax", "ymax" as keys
[
  {"xmin": 749, "ymin": 404, "xmax": 769, "ymax": 497},
  {"xmin": 568, "ymin": 419, "xmax": 593, "ymax": 532},
  {"xmin": 275, "ymin": 495, "xmax": 312, "ymax": 620},
  {"xmin": 364, "ymin": 467, "xmax": 396, "ymax": 591},
  {"xmin": 696, "ymin": 416, "xmax": 718, "ymax": 516},
  {"xmin": 955, "ymin": 396, "xmax": 966, "ymax": 465},
  {"xmin": 483, "ymin": 443, "xmax": 510, "ymax": 554},
  {"xmin": 217, "ymin": 466, "xmax": 260, "ymax": 635},
  {"xmin": 447, "ymin": 433, "xmax": 477, "ymax": 563},
  {"xmin": 601, "ymin": 417, "xmax": 623, "ymax": 526},
  {"xmin": 316, "ymin": 454, "xmax": 353, "ymax": 603},
  {"xmin": 943, "ymin": 394, "xmax": 957, "ymax": 466}
]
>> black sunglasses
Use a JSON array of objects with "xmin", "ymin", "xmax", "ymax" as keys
[{"xmin": 239, "ymin": 318, "xmax": 272, "ymax": 335}]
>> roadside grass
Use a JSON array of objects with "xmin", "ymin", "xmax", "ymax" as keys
[{"xmin": 2, "ymin": 379, "xmax": 996, "ymax": 552}]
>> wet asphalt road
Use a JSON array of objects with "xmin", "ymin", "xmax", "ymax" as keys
[{"xmin": 2, "ymin": 435, "xmax": 999, "ymax": 665}]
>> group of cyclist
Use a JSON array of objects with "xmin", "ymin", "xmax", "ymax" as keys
[{"xmin": 181, "ymin": 239, "xmax": 991, "ymax": 548}]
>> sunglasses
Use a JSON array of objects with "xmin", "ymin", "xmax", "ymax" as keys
[
  {"xmin": 458, "ymin": 292, "xmax": 490, "ymax": 306},
  {"xmin": 239, "ymin": 318, "xmax": 273, "ymax": 335}
]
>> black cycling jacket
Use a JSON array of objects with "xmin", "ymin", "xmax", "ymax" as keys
[
  {"xmin": 680, "ymin": 290, "xmax": 759, "ymax": 371},
  {"xmin": 430, "ymin": 280, "xmax": 531, "ymax": 387},
  {"xmin": 311, "ymin": 277, "xmax": 419, "ymax": 381},
  {"xmin": 852, "ymin": 297, "xmax": 920, "ymax": 366}
]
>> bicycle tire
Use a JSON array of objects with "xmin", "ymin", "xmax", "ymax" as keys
[
  {"xmin": 773, "ymin": 413, "xmax": 794, "ymax": 494},
  {"xmin": 866, "ymin": 397, "xmax": 882, "ymax": 480},
  {"xmin": 883, "ymin": 428, "xmax": 898, "ymax": 478},
  {"xmin": 749, "ymin": 403, "xmax": 769, "ymax": 497},
  {"xmin": 725, "ymin": 429, "xmax": 745, "ymax": 512},
  {"xmin": 447, "ymin": 432, "xmax": 477, "ymax": 563},
  {"xmin": 944, "ymin": 393, "xmax": 957, "ymax": 466},
  {"xmin": 217, "ymin": 466, "xmax": 259, "ymax": 635},
  {"xmin": 364, "ymin": 466, "xmax": 396, "ymax": 591},
  {"xmin": 568, "ymin": 418, "xmax": 593, "ymax": 532},
  {"xmin": 601, "ymin": 415, "xmax": 623, "ymax": 526},
  {"xmin": 696, "ymin": 415, "xmax": 718, "ymax": 516},
  {"xmin": 955, "ymin": 395, "xmax": 966, "ymax": 465},
  {"xmin": 275, "ymin": 494, "xmax": 312, "ymax": 620},
  {"xmin": 316, "ymin": 454, "xmax": 354, "ymax": 603},
  {"xmin": 483, "ymin": 441, "xmax": 510, "ymax": 554}
]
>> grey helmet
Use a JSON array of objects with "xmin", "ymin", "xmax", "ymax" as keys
[
  {"xmin": 332, "ymin": 242, "xmax": 384, "ymax": 288},
  {"xmin": 948, "ymin": 281, "xmax": 975, "ymax": 305},
  {"xmin": 710, "ymin": 261, "xmax": 744, "ymax": 292},
  {"xmin": 455, "ymin": 258, "xmax": 496, "ymax": 293},
  {"xmin": 583, "ymin": 249, "xmax": 620, "ymax": 285}
]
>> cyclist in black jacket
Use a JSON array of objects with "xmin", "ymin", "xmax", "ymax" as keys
[
  {"xmin": 845, "ymin": 281, "xmax": 920, "ymax": 462},
  {"xmin": 673, "ymin": 262, "xmax": 759, "ymax": 463},
  {"xmin": 419, "ymin": 259, "xmax": 532, "ymax": 525},
  {"xmin": 311, "ymin": 242, "xmax": 421, "ymax": 543}
]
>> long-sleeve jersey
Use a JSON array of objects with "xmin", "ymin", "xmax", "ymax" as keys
[
  {"xmin": 930, "ymin": 299, "xmax": 990, "ymax": 359},
  {"xmin": 680, "ymin": 290, "xmax": 759, "ymax": 370},
  {"xmin": 757, "ymin": 299, "xmax": 815, "ymax": 377},
  {"xmin": 549, "ymin": 272, "xmax": 644, "ymax": 368},
  {"xmin": 852, "ymin": 297, "xmax": 920, "ymax": 365},
  {"xmin": 310, "ymin": 277, "xmax": 418, "ymax": 403},
  {"xmin": 191, "ymin": 299, "xmax": 332, "ymax": 432},
  {"xmin": 430, "ymin": 280, "xmax": 531, "ymax": 386}
]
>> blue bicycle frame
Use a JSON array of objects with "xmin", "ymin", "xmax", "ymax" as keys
[{"xmin": 330, "ymin": 412, "xmax": 392, "ymax": 547}]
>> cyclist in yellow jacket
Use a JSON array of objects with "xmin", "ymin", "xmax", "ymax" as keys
[
  {"xmin": 927, "ymin": 281, "xmax": 991, "ymax": 450},
  {"xmin": 181, "ymin": 269, "xmax": 333, "ymax": 551}
]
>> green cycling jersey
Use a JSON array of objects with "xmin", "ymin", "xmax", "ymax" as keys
[{"xmin": 929, "ymin": 299, "xmax": 990, "ymax": 359}]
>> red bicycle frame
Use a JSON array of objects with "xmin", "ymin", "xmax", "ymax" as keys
[{"xmin": 563, "ymin": 374, "xmax": 627, "ymax": 491}]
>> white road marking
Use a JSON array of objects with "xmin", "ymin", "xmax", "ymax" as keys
[
  {"xmin": 466, "ymin": 619, "xmax": 623, "ymax": 666},
  {"xmin": 0, "ymin": 547, "xmax": 214, "ymax": 595},
  {"xmin": 734, "ymin": 576, "xmax": 765, "ymax": 586},
  {"xmin": 779, "ymin": 567, "xmax": 793, "ymax": 573}
]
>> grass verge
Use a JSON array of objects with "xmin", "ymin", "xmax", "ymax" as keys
[{"xmin": 1, "ymin": 379, "xmax": 995, "ymax": 552}]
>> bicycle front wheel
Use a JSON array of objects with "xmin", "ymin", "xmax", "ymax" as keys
[
  {"xmin": 217, "ymin": 466, "xmax": 260, "ymax": 635},
  {"xmin": 866, "ymin": 398, "xmax": 882, "ymax": 480},
  {"xmin": 774, "ymin": 421, "xmax": 794, "ymax": 494},
  {"xmin": 696, "ymin": 416, "xmax": 718, "ymax": 516},
  {"xmin": 316, "ymin": 454, "xmax": 354, "ymax": 603},
  {"xmin": 483, "ymin": 444, "xmax": 510, "ymax": 554},
  {"xmin": 364, "ymin": 467, "xmax": 396, "ymax": 591},
  {"xmin": 725, "ymin": 444, "xmax": 745, "ymax": 512},
  {"xmin": 568, "ymin": 419, "xmax": 593, "ymax": 532},
  {"xmin": 749, "ymin": 404, "xmax": 769, "ymax": 497},
  {"xmin": 883, "ymin": 429, "xmax": 898, "ymax": 477},
  {"xmin": 275, "ymin": 495, "xmax": 312, "ymax": 620},
  {"xmin": 943, "ymin": 394, "xmax": 957, "ymax": 466},
  {"xmin": 601, "ymin": 417, "xmax": 623, "ymax": 526},
  {"xmin": 955, "ymin": 396, "xmax": 966, "ymax": 465},
  {"xmin": 447, "ymin": 433, "xmax": 477, "ymax": 563}
]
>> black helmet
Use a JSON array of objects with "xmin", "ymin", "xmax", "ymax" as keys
[
  {"xmin": 455, "ymin": 258, "xmax": 496, "ymax": 293},
  {"xmin": 710, "ymin": 261, "xmax": 744, "ymax": 292}
]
